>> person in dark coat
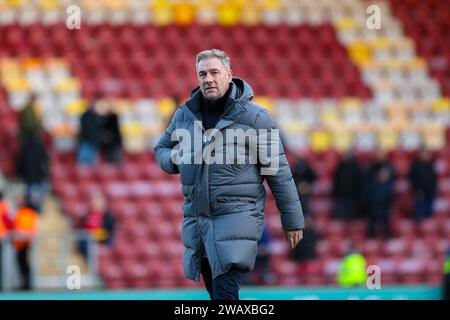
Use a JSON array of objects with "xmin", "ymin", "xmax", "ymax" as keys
[
  {"xmin": 332, "ymin": 150, "xmax": 363, "ymax": 220},
  {"xmin": 409, "ymin": 147, "xmax": 437, "ymax": 222},
  {"xmin": 18, "ymin": 94, "xmax": 42, "ymax": 148},
  {"xmin": 77, "ymin": 98, "xmax": 102, "ymax": 165},
  {"xmin": 155, "ymin": 49, "xmax": 304, "ymax": 300},
  {"xmin": 365, "ymin": 161, "xmax": 395, "ymax": 238},
  {"xmin": 16, "ymin": 131, "xmax": 49, "ymax": 213},
  {"xmin": 292, "ymin": 155, "xmax": 317, "ymax": 216},
  {"xmin": 98, "ymin": 104, "xmax": 123, "ymax": 165}
]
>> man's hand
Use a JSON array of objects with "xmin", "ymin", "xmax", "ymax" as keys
[{"xmin": 285, "ymin": 229, "xmax": 303, "ymax": 249}]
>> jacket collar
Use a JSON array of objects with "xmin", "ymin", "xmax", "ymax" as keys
[{"xmin": 185, "ymin": 81, "xmax": 247, "ymax": 130}]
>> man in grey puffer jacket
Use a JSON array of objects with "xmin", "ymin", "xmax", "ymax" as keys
[{"xmin": 155, "ymin": 49, "xmax": 304, "ymax": 300}]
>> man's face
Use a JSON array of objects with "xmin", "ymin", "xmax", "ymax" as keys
[{"xmin": 197, "ymin": 57, "xmax": 232, "ymax": 101}]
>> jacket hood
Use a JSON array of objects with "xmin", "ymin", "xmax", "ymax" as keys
[{"xmin": 185, "ymin": 77, "xmax": 254, "ymax": 117}]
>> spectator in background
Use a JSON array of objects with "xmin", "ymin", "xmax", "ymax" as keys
[
  {"xmin": 78, "ymin": 192, "xmax": 115, "ymax": 258},
  {"xmin": 289, "ymin": 215, "xmax": 318, "ymax": 263},
  {"xmin": 365, "ymin": 154, "xmax": 395, "ymax": 239},
  {"xmin": 444, "ymin": 246, "xmax": 450, "ymax": 300},
  {"xmin": 77, "ymin": 96, "xmax": 102, "ymax": 165},
  {"xmin": 16, "ymin": 131, "xmax": 49, "ymax": 214},
  {"xmin": 98, "ymin": 98, "xmax": 123, "ymax": 165},
  {"xmin": 77, "ymin": 96, "xmax": 123, "ymax": 166},
  {"xmin": 409, "ymin": 147, "xmax": 437, "ymax": 222},
  {"xmin": 12, "ymin": 196, "xmax": 38, "ymax": 290},
  {"xmin": 292, "ymin": 155, "xmax": 317, "ymax": 216},
  {"xmin": 0, "ymin": 191, "xmax": 14, "ymax": 290},
  {"xmin": 332, "ymin": 149, "xmax": 363, "ymax": 220},
  {"xmin": 18, "ymin": 94, "xmax": 42, "ymax": 148},
  {"xmin": 336, "ymin": 243, "xmax": 367, "ymax": 287}
]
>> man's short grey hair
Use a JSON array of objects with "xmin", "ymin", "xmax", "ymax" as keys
[{"xmin": 196, "ymin": 49, "xmax": 231, "ymax": 71}]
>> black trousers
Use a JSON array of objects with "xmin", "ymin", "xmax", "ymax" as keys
[
  {"xmin": 17, "ymin": 247, "xmax": 31, "ymax": 290},
  {"xmin": 201, "ymin": 258, "xmax": 241, "ymax": 300}
]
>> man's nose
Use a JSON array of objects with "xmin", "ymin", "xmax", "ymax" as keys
[{"xmin": 205, "ymin": 73, "xmax": 214, "ymax": 83}]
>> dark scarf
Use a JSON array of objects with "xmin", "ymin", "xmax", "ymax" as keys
[{"xmin": 200, "ymin": 84, "xmax": 233, "ymax": 130}]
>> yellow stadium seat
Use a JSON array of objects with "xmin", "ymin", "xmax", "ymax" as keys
[
  {"xmin": 285, "ymin": 121, "xmax": 306, "ymax": 135},
  {"xmin": 37, "ymin": 0, "xmax": 60, "ymax": 10},
  {"xmin": 7, "ymin": 0, "xmax": 27, "ymax": 7},
  {"xmin": 122, "ymin": 122, "xmax": 146, "ymax": 136},
  {"xmin": 335, "ymin": 17, "xmax": 358, "ymax": 31},
  {"xmin": 332, "ymin": 128, "xmax": 353, "ymax": 152},
  {"xmin": 80, "ymin": 0, "xmax": 101, "ymax": 10},
  {"xmin": 348, "ymin": 42, "xmax": 372, "ymax": 66},
  {"xmin": 309, "ymin": 129, "xmax": 332, "ymax": 153},
  {"xmin": 55, "ymin": 78, "xmax": 81, "ymax": 92},
  {"xmin": 260, "ymin": 0, "xmax": 282, "ymax": 23},
  {"xmin": 3, "ymin": 76, "xmax": 30, "ymax": 92},
  {"xmin": 377, "ymin": 126, "xmax": 398, "ymax": 151},
  {"xmin": 105, "ymin": 0, "xmax": 126, "ymax": 11},
  {"xmin": 0, "ymin": 59, "xmax": 21, "ymax": 83},
  {"xmin": 0, "ymin": 1, "xmax": 9, "ymax": 10},
  {"xmin": 122, "ymin": 122, "xmax": 147, "ymax": 153},
  {"xmin": 431, "ymin": 98, "xmax": 450, "ymax": 112},
  {"xmin": 320, "ymin": 108, "xmax": 340, "ymax": 126},
  {"xmin": 421, "ymin": 123, "xmax": 445, "ymax": 150},
  {"xmin": 65, "ymin": 99, "xmax": 88, "ymax": 116},
  {"xmin": 109, "ymin": 99, "xmax": 132, "ymax": 115},
  {"xmin": 217, "ymin": 2, "xmax": 241, "ymax": 26},
  {"xmin": 385, "ymin": 58, "xmax": 402, "ymax": 71},
  {"xmin": 240, "ymin": 3, "xmax": 261, "ymax": 25},
  {"xmin": 157, "ymin": 97, "xmax": 176, "ymax": 118},
  {"xmin": 371, "ymin": 37, "xmax": 391, "ymax": 50},
  {"xmin": 84, "ymin": 0, "xmax": 101, "ymax": 10},
  {"xmin": 150, "ymin": 0, "xmax": 173, "ymax": 25},
  {"xmin": 172, "ymin": 1, "xmax": 196, "ymax": 25},
  {"xmin": 340, "ymin": 97, "xmax": 362, "ymax": 111},
  {"xmin": 261, "ymin": 0, "xmax": 281, "ymax": 9},
  {"xmin": 253, "ymin": 96, "xmax": 274, "ymax": 114},
  {"xmin": 0, "ymin": 57, "xmax": 19, "ymax": 69}
]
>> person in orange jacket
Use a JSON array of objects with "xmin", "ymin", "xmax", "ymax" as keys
[
  {"xmin": 0, "ymin": 191, "xmax": 14, "ymax": 290},
  {"xmin": 12, "ymin": 197, "xmax": 38, "ymax": 290}
]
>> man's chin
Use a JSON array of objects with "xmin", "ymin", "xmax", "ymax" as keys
[{"xmin": 204, "ymin": 93, "xmax": 219, "ymax": 101}]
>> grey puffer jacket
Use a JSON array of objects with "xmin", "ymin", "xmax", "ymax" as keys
[{"xmin": 155, "ymin": 77, "xmax": 304, "ymax": 281}]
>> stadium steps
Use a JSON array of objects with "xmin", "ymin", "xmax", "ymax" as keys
[{"xmin": 33, "ymin": 194, "xmax": 97, "ymax": 289}]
